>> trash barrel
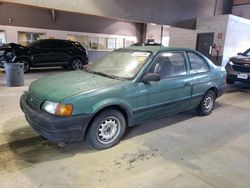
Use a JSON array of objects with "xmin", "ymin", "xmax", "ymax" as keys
[{"xmin": 4, "ymin": 63, "xmax": 24, "ymax": 87}]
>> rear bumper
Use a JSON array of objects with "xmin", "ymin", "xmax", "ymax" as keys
[
  {"xmin": 20, "ymin": 93, "xmax": 91, "ymax": 142},
  {"xmin": 217, "ymin": 84, "xmax": 227, "ymax": 98}
]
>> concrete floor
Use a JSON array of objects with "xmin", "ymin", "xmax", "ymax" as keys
[{"xmin": 0, "ymin": 68, "xmax": 250, "ymax": 188}]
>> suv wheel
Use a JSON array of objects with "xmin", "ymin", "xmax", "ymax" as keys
[
  {"xmin": 18, "ymin": 59, "xmax": 30, "ymax": 73},
  {"xmin": 71, "ymin": 58, "xmax": 84, "ymax": 70},
  {"xmin": 196, "ymin": 90, "xmax": 215, "ymax": 116},
  {"xmin": 87, "ymin": 110, "xmax": 126, "ymax": 150}
]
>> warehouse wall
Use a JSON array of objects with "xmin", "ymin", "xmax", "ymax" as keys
[
  {"xmin": 168, "ymin": 27, "xmax": 197, "ymax": 49},
  {"xmin": 4, "ymin": 0, "xmax": 232, "ymax": 29},
  {"xmin": 196, "ymin": 15, "xmax": 229, "ymax": 65},
  {"xmin": 0, "ymin": 3, "xmax": 143, "ymax": 41},
  {"xmin": 232, "ymin": 4, "xmax": 250, "ymax": 19}
]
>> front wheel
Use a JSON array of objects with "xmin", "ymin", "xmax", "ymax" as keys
[
  {"xmin": 70, "ymin": 58, "xmax": 84, "ymax": 70},
  {"xmin": 196, "ymin": 90, "xmax": 215, "ymax": 116},
  {"xmin": 86, "ymin": 110, "xmax": 126, "ymax": 150}
]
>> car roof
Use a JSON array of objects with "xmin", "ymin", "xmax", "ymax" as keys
[{"xmin": 124, "ymin": 45, "xmax": 196, "ymax": 54}]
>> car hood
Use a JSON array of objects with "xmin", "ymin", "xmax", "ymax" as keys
[
  {"xmin": 230, "ymin": 55, "xmax": 250, "ymax": 64},
  {"xmin": 28, "ymin": 70, "xmax": 123, "ymax": 103}
]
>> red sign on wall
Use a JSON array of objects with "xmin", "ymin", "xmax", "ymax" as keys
[{"xmin": 217, "ymin": 33, "xmax": 223, "ymax": 39}]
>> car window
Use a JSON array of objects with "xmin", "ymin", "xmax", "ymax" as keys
[
  {"xmin": 243, "ymin": 49, "xmax": 250, "ymax": 56},
  {"xmin": 87, "ymin": 50, "xmax": 151, "ymax": 79},
  {"xmin": 36, "ymin": 41, "xmax": 56, "ymax": 49},
  {"xmin": 148, "ymin": 52, "xmax": 187, "ymax": 80},
  {"xmin": 187, "ymin": 52, "xmax": 209, "ymax": 74},
  {"xmin": 56, "ymin": 41, "xmax": 74, "ymax": 48}
]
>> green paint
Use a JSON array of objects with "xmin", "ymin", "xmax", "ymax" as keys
[{"xmin": 27, "ymin": 46, "xmax": 226, "ymax": 125}]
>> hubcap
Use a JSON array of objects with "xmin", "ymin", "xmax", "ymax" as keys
[
  {"xmin": 97, "ymin": 116, "xmax": 121, "ymax": 144},
  {"xmin": 72, "ymin": 59, "xmax": 83, "ymax": 70},
  {"xmin": 203, "ymin": 96, "xmax": 213, "ymax": 112}
]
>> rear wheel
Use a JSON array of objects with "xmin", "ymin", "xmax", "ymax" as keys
[
  {"xmin": 196, "ymin": 90, "xmax": 215, "ymax": 116},
  {"xmin": 86, "ymin": 110, "xmax": 126, "ymax": 150},
  {"xmin": 18, "ymin": 59, "xmax": 30, "ymax": 73},
  {"xmin": 70, "ymin": 58, "xmax": 84, "ymax": 70}
]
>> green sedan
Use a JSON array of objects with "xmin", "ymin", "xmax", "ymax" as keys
[{"xmin": 20, "ymin": 46, "xmax": 226, "ymax": 149}]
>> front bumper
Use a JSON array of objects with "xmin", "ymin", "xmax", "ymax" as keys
[
  {"xmin": 226, "ymin": 63, "xmax": 250, "ymax": 83},
  {"xmin": 20, "ymin": 93, "xmax": 91, "ymax": 142},
  {"xmin": 227, "ymin": 74, "xmax": 250, "ymax": 83}
]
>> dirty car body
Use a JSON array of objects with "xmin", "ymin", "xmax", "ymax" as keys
[{"xmin": 20, "ymin": 46, "xmax": 226, "ymax": 149}]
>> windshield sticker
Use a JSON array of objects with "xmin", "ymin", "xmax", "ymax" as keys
[
  {"xmin": 132, "ymin": 52, "xmax": 150, "ymax": 57},
  {"xmin": 137, "ymin": 56, "xmax": 147, "ymax": 62}
]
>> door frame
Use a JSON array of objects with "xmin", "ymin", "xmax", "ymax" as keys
[{"xmin": 196, "ymin": 32, "xmax": 214, "ymax": 59}]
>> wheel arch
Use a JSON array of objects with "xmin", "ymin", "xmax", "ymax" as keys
[
  {"xmin": 84, "ymin": 104, "xmax": 133, "ymax": 137},
  {"xmin": 14, "ymin": 56, "xmax": 31, "ymax": 64},
  {"xmin": 208, "ymin": 87, "xmax": 218, "ymax": 98}
]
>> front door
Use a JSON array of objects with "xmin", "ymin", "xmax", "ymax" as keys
[
  {"xmin": 196, "ymin": 33, "xmax": 214, "ymax": 61},
  {"xmin": 135, "ymin": 51, "xmax": 192, "ymax": 123}
]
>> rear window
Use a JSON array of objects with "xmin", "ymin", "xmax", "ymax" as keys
[{"xmin": 187, "ymin": 52, "xmax": 209, "ymax": 74}]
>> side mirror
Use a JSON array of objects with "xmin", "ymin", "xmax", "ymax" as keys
[
  {"xmin": 237, "ymin": 52, "xmax": 243, "ymax": 56},
  {"xmin": 141, "ymin": 73, "xmax": 160, "ymax": 83}
]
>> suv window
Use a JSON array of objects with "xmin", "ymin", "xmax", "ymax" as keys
[
  {"xmin": 149, "ymin": 52, "xmax": 187, "ymax": 79},
  {"xmin": 188, "ymin": 52, "xmax": 209, "ymax": 74},
  {"xmin": 36, "ymin": 42, "xmax": 53, "ymax": 49},
  {"xmin": 35, "ymin": 41, "xmax": 74, "ymax": 49},
  {"xmin": 56, "ymin": 41, "xmax": 74, "ymax": 48}
]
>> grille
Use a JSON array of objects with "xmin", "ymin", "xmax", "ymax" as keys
[
  {"xmin": 232, "ymin": 64, "xmax": 250, "ymax": 73},
  {"xmin": 27, "ymin": 94, "xmax": 42, "ymax": 110}
]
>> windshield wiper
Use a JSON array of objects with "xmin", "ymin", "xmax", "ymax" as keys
[
  {"xmin": 84, "ymin": 67, "xmax": 128, "ymax": 80},
  {"xmin": 92, "ymin": 71, "xmax": 122, "ymax": 80}
]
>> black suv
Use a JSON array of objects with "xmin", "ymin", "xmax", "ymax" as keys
[
  {"xmin": 0, "ymin": 39, "xmax": 88, "ymax": 73},
  {"xmin": 225, "ymin": 48, "xmax": 250, "ymax": 84}
]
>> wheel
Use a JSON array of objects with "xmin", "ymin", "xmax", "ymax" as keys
[
  {"xmin": 86, "ymin": 109, "xmax": 126, "ymax": 150},
  {"xmin": 18, "ymin": 59, "xmax": 30, "ymax": 73},
  {"xmin": 196, "ymin": 90, "xmax": 215, "ymax": 116},
  {"xmin": 70, "ymin": 58, "xmax": 84, "ymax": 70},
  {"xmin": 226, "ymin": 78, "xmax": 235, "ymax": 84}
]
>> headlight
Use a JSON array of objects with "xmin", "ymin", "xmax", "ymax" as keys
[
  {"xmin": 42, "ymin": 101, "xmax": 73, "ymax": 116},
  {"xmin": 42, "ymin": 101, "xmax": 58, "ymax": 115},
  {"xmin": 229, "ymin": 61, "xmax": 234, "ymax": 66}
]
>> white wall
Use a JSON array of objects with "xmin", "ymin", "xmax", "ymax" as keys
[{"xmin": 223, "ymin": 15, "xmax": 250, "ymax": 66}]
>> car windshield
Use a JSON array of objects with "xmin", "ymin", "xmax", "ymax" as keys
[
  {"xmin": 85, "ymin": 50, "xmax": 151, "ymax": 80},
  {"xmin": 243, "ymin": 49, "xmax": 250, "ymax": 56}
]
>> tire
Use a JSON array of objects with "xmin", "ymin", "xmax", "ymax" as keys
[
  {"xmin": 18, "ymin": 59, "xmax": 30, "ymax": 73},
  {"xmin": 86, "ymin": 109, "xmax": 126, "ymax": 150},
  {"xmin": 70, "ymin": 58, "xmax": 84, "ymax": 70},
  {"xmin": 196, "ymin": 90, "xmax": 215, "ymax": 116}
]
